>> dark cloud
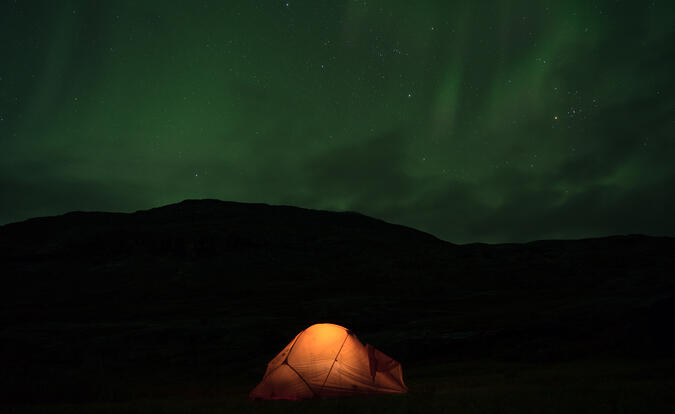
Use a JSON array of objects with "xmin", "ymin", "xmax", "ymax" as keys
[
  {"xmin": 303, "ymin": 132, "xmax": 416, "ymax": 210},
  {"xmin": 0, "ymin": 175, "xmax": 147, "ymax": 224}
]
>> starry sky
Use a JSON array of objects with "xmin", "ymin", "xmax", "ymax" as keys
[{"xmin": 1, "ymin": 0, "xmax": 674, "ymax": 243}]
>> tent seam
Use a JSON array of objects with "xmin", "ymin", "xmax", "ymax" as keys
[
  {"xmin": 286, "ymin": 362, "xmax": 317, "ymax": 398},
  {"xmin": 283, "ymin": 329, "xmax": 304, "ymax": 364},
  {"xmin": 318, "ymin": 330, "xmax": 350, "ymax": 394}
]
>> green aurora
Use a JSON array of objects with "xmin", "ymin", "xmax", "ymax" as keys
[{"xmin": 1, "ymin": 0, "xmax": 674, "ymax": 243}]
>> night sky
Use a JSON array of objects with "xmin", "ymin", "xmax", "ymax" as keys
[{"xmin": 1, "ymin": 1, "xmax": 673, "ymax": 243}]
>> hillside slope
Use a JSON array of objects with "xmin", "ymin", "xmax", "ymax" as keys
[{"xmin": 1, "ymin": 199, "xmax": 674, "ymax": 403}]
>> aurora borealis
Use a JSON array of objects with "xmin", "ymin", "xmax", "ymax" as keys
[{"xmin": 1, "ymin": 1, "xmax": 673, "ymax": 243}]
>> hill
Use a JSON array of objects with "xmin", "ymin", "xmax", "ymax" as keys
[{"xmin": 1, "ymin": 199, "xmax": 674, "ymax": 410}]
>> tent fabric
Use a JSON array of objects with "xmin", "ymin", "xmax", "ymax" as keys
[{"xmin": 250, "ymin": 323, "xmax": 408, "ymax": 400}]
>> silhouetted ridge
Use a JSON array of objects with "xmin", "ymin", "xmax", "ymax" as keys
[{"xmin": 0, "ymin": 199, "xmax": 441, "ymax": 259}]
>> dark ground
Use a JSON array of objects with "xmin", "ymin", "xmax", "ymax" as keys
[{"xmin": 1, "ymin": 199, "xmax": 674, "ymax": 412}]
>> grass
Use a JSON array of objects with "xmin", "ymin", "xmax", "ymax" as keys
[{"xmin": 5, "ymin": 359, "xmax": 674, "ymax": 413}]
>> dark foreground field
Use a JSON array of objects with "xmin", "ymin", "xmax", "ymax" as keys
[
  {"xmin": 6, "ymin": 359, "xmax": 675, "ymax": 413},
  {"xmin": 2, "ymin": 200, "xmax": 674, "ymax": 412}
]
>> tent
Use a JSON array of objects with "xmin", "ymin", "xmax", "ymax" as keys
[{"xmin": 250, "ymin": 323, "xmax": 408, "ymax": 400}]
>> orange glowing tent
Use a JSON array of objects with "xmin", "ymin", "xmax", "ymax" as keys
[{"xmin": 250, "ymin": 323, "xmax": 408, "ymax": 400}]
